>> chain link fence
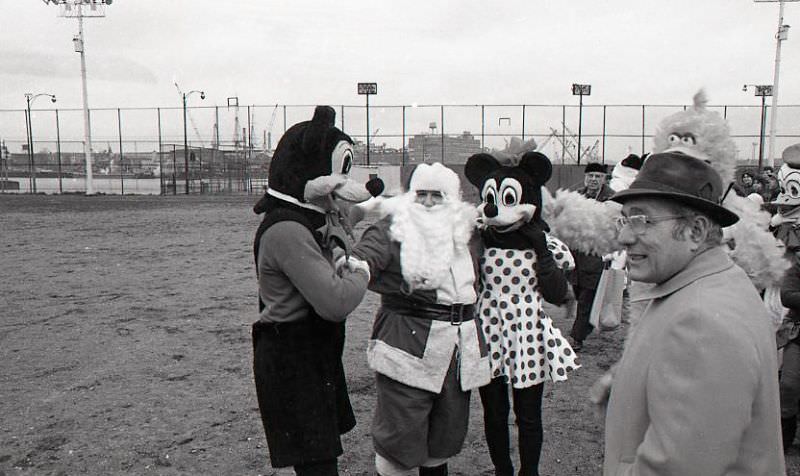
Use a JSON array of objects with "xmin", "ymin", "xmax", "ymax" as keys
[{"xmin": 1, "ymin": 103, "xmax": 798, "ymax": 194}]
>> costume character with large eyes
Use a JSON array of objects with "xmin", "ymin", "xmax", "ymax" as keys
[
  {"xmin": 465, "ymin": 151, "xmax": 578, "ymax": 476},
  {"xmin": 771, "ymin": 144, "xmax": 800, "ymax": 252},
  {"xmin": 251, "ymin": 106, "xmax": 383, "ymax": 476},
  {"xmin": 768, "ymin": 143, "xmax": 800, "ymax": 449}
]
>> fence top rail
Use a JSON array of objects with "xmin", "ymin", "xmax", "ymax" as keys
[{"xmin": 1, "ymin": 103, "xmax": 797, "ymax": 113}]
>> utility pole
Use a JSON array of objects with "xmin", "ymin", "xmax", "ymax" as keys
[
  {"xmin": 755, "ymin": 0, "xmax": 798, "ymax": 166},
  {"xmin": 46, "ymin": 0, "xmax": 114, "ymax": 194}
]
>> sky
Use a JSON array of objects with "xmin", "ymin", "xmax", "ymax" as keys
[
  {"xmin": 1, "ymin": 0, "xmax": 799, "ymax": 160},
  {"xmin": 3, "ymin": 0, "xmax": 799, "ymax": 109}
]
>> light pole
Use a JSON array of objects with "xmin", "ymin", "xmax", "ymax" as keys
[
  {"xmin": 572, "ymin": 83, "xmax": 591, "ymax": 165},
  {"xmin": 25, "ymin": 93, "xmax": 56, "ymax": 194},
  {"xmin": 180, "ymin": 89, "xmax": 204, "ymax": 194},
  {"xmin": 743, "ymin": 84, "xmax": 773, "ymax": 170},
  {"xmin": 44, "ymin": 0, "xmax": 114, "ymax": 195},
  {"xmin": 357, "ymin": 83, "xmax": 377, "ymax": 165}
]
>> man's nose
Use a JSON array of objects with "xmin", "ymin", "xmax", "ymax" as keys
[
  {"xmin": 423, "ymin": 193, "xmax": 435, "ymax": 207},
  {"xmin": 616, "ymin": 225, "xmax": 636, "ymax": 245}
]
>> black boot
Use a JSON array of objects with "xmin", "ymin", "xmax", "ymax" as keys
[
  {"xmin": 782, "ymin": 416, "xmax": 797, "ymax": 450},
  {"xmin": 419, "ymin": 463, "xmax": 448, "ymax": 476}
]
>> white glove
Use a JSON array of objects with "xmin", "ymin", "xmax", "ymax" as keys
[{"xmin": 335, "ymin": 255, "xmax": 370, "ymax": 280}]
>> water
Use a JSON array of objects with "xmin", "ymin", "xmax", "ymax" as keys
[{"xmin": 1, "ymin": 177, "xmax": 161, "ymax": 195}]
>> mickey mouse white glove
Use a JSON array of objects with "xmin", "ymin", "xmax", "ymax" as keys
[{"xmin": 334, "ymin": 255, "xmax": 371, "ymax": 280}]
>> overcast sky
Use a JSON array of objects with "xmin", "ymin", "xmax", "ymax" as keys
[{"xmin": 2, "ymin": 0, "xmax": 799, "ymax": 110}]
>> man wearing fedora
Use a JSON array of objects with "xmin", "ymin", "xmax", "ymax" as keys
[
  {"xmin": 602, "ymin": 152, "xmax": 785, "ymax": 475},
  {"xmin": 569, "ymin": 162, "xmax": 614, "ymax": 351}
]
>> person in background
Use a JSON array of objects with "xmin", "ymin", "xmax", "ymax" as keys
[
  {"xmin": 780, "ymin": 251, "xmax": 800, "ymax": 452},
  {"xmin": 351, "ymin": 162, "xmax": 491, "ymax": 476},
  {"xmin": 734, "ymin": 170, "xmax": 756, "ymax": 197},
  {"xmin": 602, "ymin": 152, "xmax": 785, "ymax": 475},
  {"xmin": 761, "ymin": 167, "xmax": 781, "ymax": 206},
  {"xmin": 569, "ymin": 162, "xmax": 614, "ymax": 351}
]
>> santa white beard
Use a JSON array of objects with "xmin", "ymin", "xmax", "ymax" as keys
[{"xmin": 388, "ymin": 195, "xmax": 476, "ymax": 291}]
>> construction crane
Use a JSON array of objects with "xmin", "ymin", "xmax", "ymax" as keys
[
  {"xmin": 546, "ymin": 124, "xmax": 600, "ymax": 164},
  {"xmin": 561, "ymin": 122, "xmax": 599, "ymax": 163}
]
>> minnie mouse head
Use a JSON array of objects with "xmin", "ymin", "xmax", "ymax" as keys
[{"xmin": 465, "ymin": 151, "xmax": 552, "ymax": 232}]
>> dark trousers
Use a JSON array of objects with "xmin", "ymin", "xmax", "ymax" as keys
[
  {"xmin": 295, "ymin": 459, "xmax": 338, "ymax": 476},
  {"xmin": 570, "ymin": 285, "xmax": 596, "ymax": 342},
  {"xmin": 479, "ymin": 377, "xmax": 544, "ymax": 476}
]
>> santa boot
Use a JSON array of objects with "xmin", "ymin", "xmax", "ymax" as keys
[
  {"xmin": 418, "ymin": 463, "xmax": 447, "ymax": 476},
  {"xmin": 782, "ymin": 416, "xmax": 797, "ymax": 450}
]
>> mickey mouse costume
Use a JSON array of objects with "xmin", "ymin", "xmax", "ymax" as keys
[
  {"xmin": 465, "ymin": 151, "xmax": 578, "ymax": 476},
  {"xmin": 252, "ymin": 106, "xmax": 382, "ymax": 476}
]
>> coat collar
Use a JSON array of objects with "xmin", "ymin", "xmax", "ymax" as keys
[{"xmin": 631, "ymin": 246, "xmax": 734, "ymax": 303}]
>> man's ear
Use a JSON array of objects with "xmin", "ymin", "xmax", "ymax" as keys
[{"xmin": 688, "ymin": 214, "xmax": 712, "ymax": 249}]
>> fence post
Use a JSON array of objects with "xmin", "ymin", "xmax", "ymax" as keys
[
  {"xmin": 522, "ymin": 104, "xmax": 526, "ymax": 141},
  {"xmin": 561, "ymin": 106, "xmax": 566, "ymax": 164},
  {"xmin": 55, "ymin": 109, "xmax": 63, "ymax": 194},
  {"xmin": 641, "ymin": 105, "xmax": 646, "ymax": 156},
  {"xmin": 247, "ymin": 105, "xmax": 252, "ymax": 165},
  {"xmin": 118, "ymin": 108, "xmax": 124, "ymax": 195},
  {"xmin": 481, "ymin": 105, "xmax": 485, "ymax": 150},
  {"xmin": 601, "ymin": 105, "xmax": 606, "ymax": 164},
  {"xmin": 214, "ymin": 105, "xmax": 219, "ymax": 193},
  {"xmin": 402, "ymin": 105, "xmax": 406, "ymax": 167},
  {"xmin": 172, "ymin": 144, "xmax": 177, "ymax": 195},
  {"xmin": 440, "ymin": 105, "xmax": 445, "ymax": 163},
  {"xmin": 157, "ymin": 107, "xmax": 164, "ymax": 195}
]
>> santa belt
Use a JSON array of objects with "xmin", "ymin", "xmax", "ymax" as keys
[{"xmin": 381, "ymin": 295, "xmax": 475, "ymax": 326}]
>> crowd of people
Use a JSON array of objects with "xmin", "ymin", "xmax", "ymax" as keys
[{"xmin": 249, "ymin": 105, "xmax": 797, "ymax": 476}]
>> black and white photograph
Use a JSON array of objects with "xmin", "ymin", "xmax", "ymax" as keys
[{"xmin": 3, "ymin": 1, "xmax": 800, "ymax": 474}]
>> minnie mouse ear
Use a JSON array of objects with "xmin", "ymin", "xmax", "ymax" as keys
[
  {"xmin": 518, "ymin": 151, "xmax": 552, "ymax": 185},
  {"xmin": 465, "ymin": 153, "xmax": 501, "ymax": 187}
]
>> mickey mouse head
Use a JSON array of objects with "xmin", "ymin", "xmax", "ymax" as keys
[{"xmin": 465, "ymin": 151, "xmax": 552, "ymax": 230}]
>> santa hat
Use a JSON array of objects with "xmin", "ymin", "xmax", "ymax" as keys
[{"xmin": 408, "ymin": 162, "xmax": 461, "ymax": 200}]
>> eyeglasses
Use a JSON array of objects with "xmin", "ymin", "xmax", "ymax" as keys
[{"xmin": 614, "ymin": 214, "xmax": 686, "ymax": 235}]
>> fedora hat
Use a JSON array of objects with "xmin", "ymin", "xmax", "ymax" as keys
[{"xmin": 611, "ymin": 151, "xmax": 739, "ymax": 227}]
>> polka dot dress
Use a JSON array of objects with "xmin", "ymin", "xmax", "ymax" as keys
[{"xmin": 477, "ymin": 235, "xmax": 579, "ymax": 388}]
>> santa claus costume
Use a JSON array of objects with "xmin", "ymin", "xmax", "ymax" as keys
[{"xmin": 352, "ymin": 162, "xmax": 491, "ymax": 476}]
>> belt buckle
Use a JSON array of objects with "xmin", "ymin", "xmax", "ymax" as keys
[{"xmin": 450, "ymin": 304, "xmax": 464, "ymax": 326}]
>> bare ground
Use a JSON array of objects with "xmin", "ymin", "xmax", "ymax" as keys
[{"xmin": 1, "ymin": 194, "xmax": 797, "ymax": 476}]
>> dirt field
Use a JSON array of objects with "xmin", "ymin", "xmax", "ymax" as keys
[{"xmin": 2, "ymin": 194, "xmax": 798, "ymax": 476}]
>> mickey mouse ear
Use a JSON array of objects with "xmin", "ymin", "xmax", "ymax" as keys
[{"xmin": 302, "ymin": 106, "xmax": 336, "ymax": 155}]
